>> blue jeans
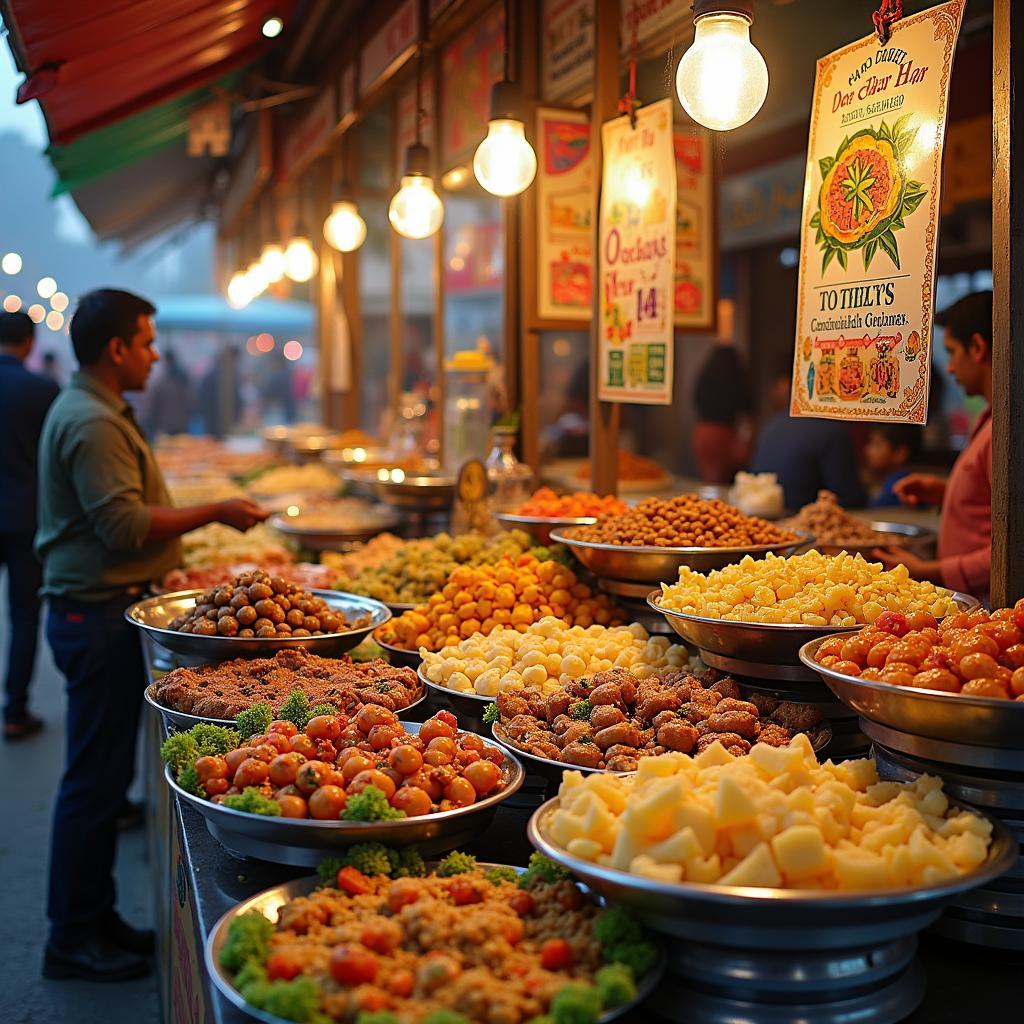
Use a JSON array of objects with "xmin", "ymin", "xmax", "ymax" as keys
[
  {"xmin": 45, "ymin": 594, "xmax": 145, "ymax": 947},
  {"xmin": 0, "ymin": 531, "xmax": 43, "ymax": 724}
]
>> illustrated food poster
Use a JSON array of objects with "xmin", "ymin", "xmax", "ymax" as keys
[{"xmin": 792, "ymin": 1, "xmax": 964, "ymax": 423}]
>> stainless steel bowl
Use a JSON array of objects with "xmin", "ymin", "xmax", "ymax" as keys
[
  {"xmin": 126, "ymin": 589, "xmax": 391, "ymax": 661},
  {"xmin": 493, "ymin": 510, "xmax": 600, "ymax": 546},
  {"xmin": 322, "ymin": 446, "xmax": 405, "ymax": 470},
  {"xmin": 550, "ymin": 528, "xmax": 813, "ymax": 583},
  {"xmin": 205, "ymin": 871, "xmax": 664, "ymax": 1024},
  {"xmin": 342, "ymin": 467, "xmax": 456, "ymax": 511},
  {"xmin": 799, "ymin": 636, "xmax": 1024, "ymax": 749},
  {"xmin": 375, "ymin": 636, "xmax": 422, "ymax": 669},
  {"xmin": 166, "ymin": 721, "xmax": 525, "ymax": 865},
  {"xmin": 270, "ymin": 507, "xmax": 402, "ymax": 551},
  {"xmin": 808, "ymin": 521, "xmax": 938, "ymax": 558},
  {"xmin": 649, "ymin": 591, "xmax": 980, "ymax": 669},
  {"xmin": 527, "ymin": 796, "xmax": 1017, "ymax": 950},
  {"xmin": 419, "ymin": 666, "xmax": 491, "ymax": 732}
]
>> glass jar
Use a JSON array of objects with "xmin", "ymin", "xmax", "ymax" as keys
[
  {"xmin": 486, "ymin": 426, "xmax": 533, "ymax": 509},
  {"xmin": 443, "ymin": 351, "xmax": 494, "ymax": 472}
]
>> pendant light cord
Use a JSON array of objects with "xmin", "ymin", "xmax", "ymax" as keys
[
  {"xmin": 504, "ymin": 0, "xmax": 511, "ymax": 81},
  {"xmin": 618, "ymin": 0, "xmax": 640, "ymax": 127},
  {"xmin": 415, "ymin": 48, "xmax": 423, "ymax": 146}
]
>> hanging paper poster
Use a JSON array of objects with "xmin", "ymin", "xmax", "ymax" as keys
[
  {"xmin": 673, "ymin": 127, "xmax": 715, "ymax": 330},
  {"xmin": 537, "ymin": 107, "xmax": 593, "ymax": 321},
  {"xmin": 598, "ymin": 98, "xmax": 676, "ymax": 405},
  {"xmin": 792, "ymin": 1, "xmax": 965, "ymax": 424},
  {"xmin": 541, "ymin": 0, "xmax": 594, "ymax": 102}
]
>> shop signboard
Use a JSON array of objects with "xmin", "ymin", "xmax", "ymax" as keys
[
  {"xmin": 276, "ymin": 85, "xmax": 338, "ymax": 184},
  {"xmin": 621, "ymin": 0, "xmax": 690, "ymax": 55},
  {"xmin": 792, "ymin": 1, "xmax": 965, "ymax": 425},
  {"xmin": 541, "ymin": 0, "xmax": 594, "ymax": 102},
  {"xmin": 361, "ymin": 0, "xmax": 420, "ymax": 94},
  {"xmin": 598, "ymin": 98, "xmax": 677, "ymax": 405},
  {"xmin": 536, "ymin": 107, "xmax": 594, "ymax": 321},
  {"xmin": 673, "ymin": 126, "xmax": 715, "ymax": 330}
]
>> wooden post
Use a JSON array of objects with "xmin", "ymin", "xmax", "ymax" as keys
[
  {"xmin": 991, "ymin": 0, "xmax": 1024, "ymax": 607},
  {"xmin": 339, "ymin": 135, "xmax": 363, "ymax": 430},
  {"xmin": 589, "ymin": 0, "xmax": 620, "ymax": 495}
]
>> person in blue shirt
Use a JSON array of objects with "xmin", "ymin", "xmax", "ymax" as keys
[
  {"xmin": 864, "ymin": 424, "xmax": 921, "ymax": 507},
  {"xmin": 0, "ymin": 311, "xmax": 59, "ymax": 739},
  {"xmin": 749, "ymin": 366, "xmax": 867, "ymax": 510}
]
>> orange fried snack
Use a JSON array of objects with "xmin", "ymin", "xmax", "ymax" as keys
[{"xmin": 514, "ymin": 486, "xmax": 628, "ymax": 519}]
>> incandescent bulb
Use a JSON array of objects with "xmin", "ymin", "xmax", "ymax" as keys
[
  {"xmin": 389, "ymin": 175, "xmax": 444, "ymax": 239},
  {"xmin": 473, "ymin": 119, "xmax": 537, "ymax": 196},
  {"xmin": 227, "ymin": 271, "xmax": 253, "ymax": 309},
  {"xmin": 323, "ymin": 200, "xmax": 367, "ymax": 252},
  {"xmin": 260, "ymin": 243, "xmax": 286, "ymax": 283},
  {"xmin": 247, "ymin": 259, "xmax": 269, "ymax": 297},
  {"xmin": 676, "ymin": 12, "xmax": 768, "ymax": 131},
  {"xmin": 284, "ymin": 235, "xmax": 319, "ymax": 282}
]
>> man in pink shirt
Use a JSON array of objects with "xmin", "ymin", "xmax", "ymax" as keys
[{"xmin": 875, "ymin": 291, "xmax": 992, "ymax": 600}]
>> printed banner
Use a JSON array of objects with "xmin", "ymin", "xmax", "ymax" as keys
[
  {"xmin": 792, "ymin": 1, "xmax": 965, "ymax": 424},
  {"xmin": 598, "ymin": 98, "xmax": 677, "ymax": 405},
  {"xmin": 673, "ymin": 127, "xmax": 715, "ymax": 330},
  {"xmin": 541, "ymin": 0, "xmax": 594, "ymax": 102},
  {"xmin": 537, "ymin": 107, "xmax": 594, "ymax": 321}
]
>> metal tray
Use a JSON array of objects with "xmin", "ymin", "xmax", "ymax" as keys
[
  {"xmin": 143, "ymin": 680, "xmax": 427, "ymax": 733},
  {"xmin": 205, "ymin": 871, "xmax": 665, "ymax": 1024},
  {"xmin": 494, "ymin": 510, "xmax": 600, "ymax": 546},
  {"xmin": 126, "ymin": 589, "xmax": 390, "ymax": 661},
  {"xmin": 342, "ymin": 467, "xmax": 455, "ymax": 510},
  {"xmin": 269, "ymin": 507, "xmax": 401, "ymax": 551},
  {"xmin": 651, "ymin": 591, "xmax": 979, "ymax": 669},
  {"xmin": 550, "ymin": 527, "xmax": 812, "ymax": 583},
  {"xmin": 527, "ymin": 797, "xmax": 1017, "ymax": 951},
  {"xmin": 799, "ymin": 636, "xmax": 1024, "ymax": 749},
  {"xmin": 810, "ymin": 521, "xmax": 938, "ymax": 558},
  {"xmin": 165, "ymin": 721, "xmax": 524, "ymax": 865},
  {"xmin": 419, "ymin": 666, "xmax": 492, "ymax": 732}
]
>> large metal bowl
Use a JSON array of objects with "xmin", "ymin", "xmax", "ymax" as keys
[
  {"xmin": 205, "ymin": 871, "xmax": 665, "ymax": 1024},
  {"xmin": 550, "ymin": 527, "xmax": 813, "ymax": 583},
  {"xmin": 342, "ymin": 467, "xmax": 455, "ymax": 511},
  {"xmin": 126, "ymin": 589, "xmax": 391, "ymax": 661},
  {"xmin": 528, "ymin": 796, "xmax": 1017, "ymax": 950},
  {"xmin": 799, "ymin": 636, "xmax": 1024, "ymax": 749},
  {"xmin": 649, "ymin": 590, "xmax": 980, "ymax": 669},
  {"xmin": 493, "ymin": 510, "xmax": 600, "ymax": 546},
  {"xmin": 375, "ymin": 635, "xmax": 422, "ymax": 669},
  {"xmin": 270, "ymin": 506, "xmax": 402, "ymax": 551},
  {"xmin": 806, "ymin": 520, "xmax": 938, "ymax": 559},
  {"xmin": 419, "ymin": 665, "xmax": 492, "ymax": 732},
  {"xmin": 166, "ymin": 721, "xmax": 524, "ymax": 865}
]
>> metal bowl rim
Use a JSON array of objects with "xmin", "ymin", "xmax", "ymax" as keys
[
  {"xmin": 269, "ymin": 510, "xmax": 402, "ymax": 539},
  {"xmin": 342, "ymin": 467, "xmax": 457, "ymax": 488},
  {"xmin": 528, "ymin": 795, "xmax": 1018, "ymax": 907},
  {"xmin": 419, "ymin": 665, "xmax": 492, "ymax": 705},
  {"xmin": 799, "ymin": 634, "xmax": 1024, "ymax": 716},
  {"xmin": 165, "ymin": 720, "xmax": 524, "ymax": 830},
  {"xmin": 550, "ymin": 526, "xmax": 814, "ymax": 558},
  {"xmin": 493, "ymin": 510, "xmax": 601, "ymax": 529},
  {"xmin": 375, "ymin": 635, "xmax": 423, "ymax": 662}
]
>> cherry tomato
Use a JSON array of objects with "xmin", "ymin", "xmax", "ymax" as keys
[
  {"xmin": 480, "ymin": 746, "xmax": 505, "ymax": 766},
  {"xmin": 387, "ymin": 878, "xmax": 420, "ymax": 913},
  {"xmin": 952, "ymin": 634, "xmax": 999, "ymax": 663},
  {"xmin": 249, "ymin": 744, "xmax": 278, "ymax": 764},
  {"xmin": 195, "ymin": 756, "xmax": 229, "ymax": 782},
  {"xmin": 904, "ymin": 610, "xmax": 938, "ymax": 632},
  {"xmin": 1014, "ymin": 598, "xmax": 1024, "ymax": 631},
  {"xmin": 831, "ymin": 660, "xmax": 862, "ymax": 677},
  {"xmin": 1002, "ymin": 644, "xmax": 1024, "ymax": 669},
  {"xmin": 427, "ymin": 736, "xmax": 457, "ymax": 758},
  {"xmin": 388, "ymin": 744, "xmax": 424, "ymax": 776},
  {"xmin": 880, "ymin": 671, "xmax": 915, "ymax": 688},
  {"xmin": 839, "ymin": 636, "xmax": 873, "ymax": 667},
  {"xmin": 233, "ymin": 757, "xmax": 269, "ymax": 788},
  {"xmin": 540, "ymin": 938, "xmax": 575, "ymax": 970},
  {"xmin": 960, "ymin": 652, "xmax": 1001, "ymax": 680},
  {"xmin": 448, "ymin": 878, "xmax": 483, "ymax": 905},
  {"xmin": 349, "ymin": 769, "xmax": 397, "ymax": 800},
  {"xmin": 341, "ymin": 752, "xmax": 375, "ymax": 781},
  {"xmin": 225, "ymin": 747, "xmax": 255, "ymax": 775},
  {"xmin": 444, "ymin": 777, "xmax": 477, "ymax": 807},
  {"xmin": 961, "ymin": 678, "xmax": 1010, "ymax": 700},
  {"xmin": 290, "ymin": 734, "xmax": 318, "ymax": 759},
  {"xmin": 435, "ymin": 709, "xmax": 458, "ymax": 729},
  {"xmin": 865, "ymin": 639, "xmax": 896, "ymax": 669},
  {"xmin": 354, "ymin": 705, "xmax": 397, "ymax": 734},
  {"xmin": 204, "ymin": 778, "xmax": 229, "ymax": 796},
  {"xmin": 306, "ymin": 715, "xmax": 342, "ymax": 741},
  {"xmin": 387, "ymin": 969, "xmax": 414, "ymax": 998},
  {"xmin": 268, "ymin": 752, "xmax": 307, "ymax": 787},
  {"xmin": 367, "ymin": 725, "xmax": 400, "ymax": 751},
  {"xmin": 456, "ymin": 749, "xmax": 481, "ymax": 768},
  {"xmin": 329, "ymin": 945, "xmax": 379, "ymax": 985},
  {"xmin": 308, "ymin": 784, "xmax": 348, "ymax": 819},
  {"xmin": 403, "ymin": 770, "xmax": 443, "ymax": 801},
  {"xmin": 266, "ymin": 951, "xmax": 303, "ymax": 981},
  {"xmin": 460, "ymin": 733, "xmax": 484, "ymax": 752},
  {"xmin": 419, "ymin": 718, "xmax": 456, "ymax": 744},
  {"xmin": 1012, "ymin": 667, "xmax": 1024, "ymax": 697},
  {"xmin": 295, "ymin": 760, "xmax": 330, "ymax": 795},
  {"xmin": 321, "ymin": 767, "xmax": 347, "ymax": 787},
  {"xmin": 361, "ymin": 918, "xmax": 401, "ymax": 955},
  {"xmin": 390, "ymin": 786, "xmax": 432, "ymax": 817},
  {"xmin": 275, "ymin": 793, "xmax": 308, "ymax": 818},
  {"xmin": 508, "ymin": 891, "xmax": 534, "ymax": 916},
  {"xmin": 336, "ymin": 866, "xmax": 372, "ymax": 895},
  {"xmin": 874, "ymin": 611, "xmax": 909, "ymax": 637},
  {"xmin": 247, "ymin": 734, "xmax": 270, "ymax": 748},
  {"xmin": 265, "ymin": 733, "xmax": 292, "ymax": 755},
  {"xmin": 463, "ymin": 759, "xmax": 501, "ymax": 796},
  {"xmin": 817, "ymin": 636, "xmax": 847, "ymax": 659},
  {"xmin": 380, "ymin": 766, "xmax": 404, "ymax": 790},
  {"xmin": 911, "ymin": 669, "xmax": 960, "ymax": 693},
  {"xmin": 423, "ymin": 749, "xmax": 453, "ymax": 767},
  {"xmin": 269, "ymin": 720, "xmax": 298, "ymax": 739},
  {"xmin": 315, "ymin": 739, "xmax": 339, "ymax": 763}
]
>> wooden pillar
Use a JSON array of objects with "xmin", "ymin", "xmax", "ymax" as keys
[
  {"xmin": 991, "ymin": 0, "xmax": 1024, "ymax": 607},
  {"xmin": 339, "ymin": 136, "xmax": 362, "ymax": 430},
  {"xmin": 589, "ymin": 0, "xmax": 620, "ymax": 495}
]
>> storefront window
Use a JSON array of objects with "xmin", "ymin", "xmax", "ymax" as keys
[
  {"xmin": 537, "ymin": 331, "xmax": 589, "ymax": 476},
  {"xmin": 358, "ymin": 197, "xmax": 392, "ymax": 436},
  {"xmin": 399, "ymin": 235, "xmax": 438, "ymax": 450}
]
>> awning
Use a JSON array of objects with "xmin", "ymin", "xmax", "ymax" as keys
[{"xmin": 155, "ymin": 294, "xmax": 315, "ymax": 333}]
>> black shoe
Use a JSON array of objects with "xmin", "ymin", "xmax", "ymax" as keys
[
  {"xmin": 101, "ymin": 913, "xmax": 156, "ymax": 956},
  {"xmin": 4, "ymin": 714, "xmax": 43, "ymax": 741},
  {"xmin": 115, "ymin": 799, "xmax": 144, "ymax": 831},
  {"xmin": 42, "ymin": 935, "xmax": 150, "ymax": 982}
]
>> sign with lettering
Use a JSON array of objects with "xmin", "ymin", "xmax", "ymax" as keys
[
  {"xmin": 792, "ymin": 1, "xmax": 965, "ymax": 424},
  {"xmin": 537, "ymin": 107, "xmax": 594, "ymax": 321},
  {"xmin": 673, "ymin": 127, "xmax": 715, "ymax": 330},
  {"xmin": 598, "ymin": 98, "xmax": 677, "ymax": 405},
  {"xmin": 361, "ymin": 0, "xmax": 419, "ymax": 94},
  {"xmin": 541, "ymin": 0, "xmax": 594, "ymax": 102},
  {"xmin": 621, "ymin": 0, "xmax": 689, "ymax": 55}
]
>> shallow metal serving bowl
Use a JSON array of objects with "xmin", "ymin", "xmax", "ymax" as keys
[
  {"xmin": 143, "ymin": 680, "xmax": 427, "ymax": 733},
  {"xmin": 493, "ymin": 510, "xmax": 600, "ymax": 546},
  {"xmin": 341, "ymin": 467, "xmax": 456, "ymax": 511},
  {"xmin": 808, "ymin": 521, "xmax": 937, "ymax": 558},
  {"xmin": 528, "ymin": 796, "xmax": 1016, "ymax": 950},
  {"xmin": 550, "ymin": 527, "xmax": 813, "ymax": 583},
  {"xmin": 205, "ymin": 871, "xmax": 664, "ymax": 1024},
  {"xmin": 418, "ymin": 665, "xmax": 491, "ymax": 732},
  {"xmin": 269, "ymin": 507, "xmax": 402, "ymax": 551},
  {"xmin": 649, "ymin": 591, "xmax": 980, "ymax": 669},
  {"xmin": 126, "ymin": 589, "xmax": 391, "ymax": 661},
  {"xmin": 375, "ymin": 635, "xmax": 423, "ymax": 669},
  {"xmin": 799, "ymin": 636, "xmax": 1024, "ymax": 749},
  {"xmin": 166, "ymin": 722, "xmax": 524, "ymax": 865}
]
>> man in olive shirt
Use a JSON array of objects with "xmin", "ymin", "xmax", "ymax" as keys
[{"xmin": 36, "ymin": 289, "xmax": 267, "ymax": 982}]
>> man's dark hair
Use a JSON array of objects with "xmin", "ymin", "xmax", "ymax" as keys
[
  {"xmin": 69, "ymin": 288, "xmax": 156, "ymax": 366},
  {"xmin": 935, "ymin": 290, "xmax": 992, "ymax": 356},
  {"xmin": 0, "ymin": 310, "xmax": 34, "ymax": 347},
  {"xmin": 871, "ymin": 423, "xmax": 922, "ymax": 462}
]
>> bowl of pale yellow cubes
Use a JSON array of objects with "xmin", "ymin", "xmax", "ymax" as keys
[
  {"xmin": 527, "ymin": 734, "xmax": 1016, "ymax": 951},
  {"xmin": 648, "ymin": 550, "xmax": 978, "ymax": 669}
]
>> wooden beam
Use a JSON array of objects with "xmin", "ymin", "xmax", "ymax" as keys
[
  {"xmin": 991, "ymin": 0, "xmax": 1024, "ymax": 607},
  {"xmin": 589, "ymin": 0, "xmax": 620, "ymax": 495}
]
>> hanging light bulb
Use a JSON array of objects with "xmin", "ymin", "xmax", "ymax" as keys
[
  {"xmin": 260, "ymin": 243, "xmax": 286, "ymax": 283},
  {"xmin": 389, "ymin": 143, "xmax": 444, "ymax": 239},
  {"xmin": 676, "ymin": 1, "xmax": 768, "ymax": 132},
  {"xmin": 247, "ymin": 258, "xmax": 270, "ymax": 297},
  {"xmin": 323, "ymin": 200, "xmax": 367, "ymax": 252},
  {"xmin": 473, "ymin": 82, "xmax": 537, "ymax": 197},
  {"xmin": 284, "ymin": 229, "xmax": 319, "ymax": 282},
  {"xmin": 226, "ymin": 271, "xmax": 251, "ymax": 309}
]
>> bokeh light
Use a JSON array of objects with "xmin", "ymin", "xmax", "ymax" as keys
[
  {"xmin": 3, "ymin": 294, "xmax": 22, "ymax": 312},
  {"xmin": 282, "ymin": 339, "xmax": 303, "ymax": 361},
  {"xmin": 45, "ymin": 310, "xmax": 64, "ymax": 331},
  {"xmin": 2, "ymin": 252, "xmax": 22, "ymax": 275},
  {"xmin": 37, "ymin": 277, "xmax": 57, "ymax": 299},
  {"xmin": 27, "ymin": 303, "xmax": 45, "ymax": 323}
]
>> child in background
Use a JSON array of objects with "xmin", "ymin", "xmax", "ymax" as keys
[{"xmin": 864, "ymin": 424, "xmax": 922, "ymax": 507}]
